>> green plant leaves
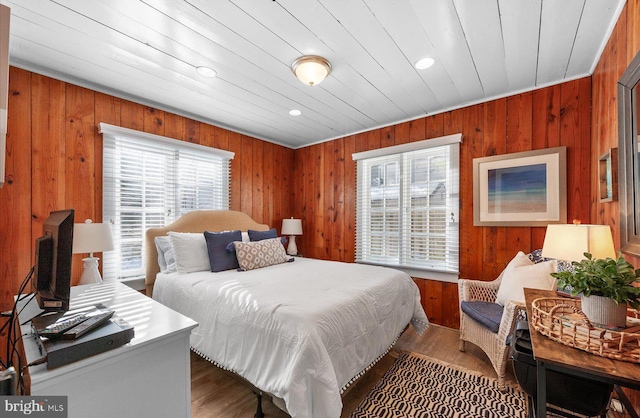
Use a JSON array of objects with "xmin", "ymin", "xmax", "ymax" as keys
[{"xmin": 550, "ymin": 252, "xmax": 640, "ymax": 308}]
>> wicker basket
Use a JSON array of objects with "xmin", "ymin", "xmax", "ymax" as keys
[{"xmin": 530, "ymin": 297, "xmax": 640, "ymax": 363}]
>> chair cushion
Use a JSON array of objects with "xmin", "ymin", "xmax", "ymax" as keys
[{"xmin": 461, "ymin": 301, "xmax": 504, "ymax": 333}]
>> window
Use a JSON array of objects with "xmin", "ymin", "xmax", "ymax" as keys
[
  {"xmin": 353, "ymin": 134, "xmax": 461, "ymax": 280},
  {"xmin": 100, "ymin": 123, "xmax": 233, "ymax": 281}
]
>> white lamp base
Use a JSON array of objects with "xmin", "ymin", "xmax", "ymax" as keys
[
  {"xmin": 286, "ymin": 236, "xmax": 298, "ymax": 256},
  {"xmin": 78, "ymin": 256, "xmax": 103, "ymax": 285}
]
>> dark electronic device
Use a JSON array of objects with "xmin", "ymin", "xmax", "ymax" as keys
[
  {"xmin": 37, "ymin": 318, "xmax": 134, "ymax": 369},
  {"xmin": 0, "ymin": 368, "xmax": 16, "ymax": 395},
  {"xmin": 31, "ymin": 209, "xmax": 74, "ymax": 312}
]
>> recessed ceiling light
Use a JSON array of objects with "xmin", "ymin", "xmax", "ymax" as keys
[
  {"xmin": 289, "ymin": 109, "xmax": 302, "ymax": 116},
  {"xmin": 196, "ymin": 66, "xmax": 217, "ymax": 78},
  {"xmin": 414, "ymin": 57, "xmax": 435, "ymax": 70}
]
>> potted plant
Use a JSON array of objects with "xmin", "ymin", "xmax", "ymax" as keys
[{"xmin": 551, "ymin": 253, "xmax": 640, "ymax": 328}]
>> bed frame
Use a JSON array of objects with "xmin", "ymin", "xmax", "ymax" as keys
[{"xmin": 144, "ymin": 210, "xmax": 269, "ymax": 296}]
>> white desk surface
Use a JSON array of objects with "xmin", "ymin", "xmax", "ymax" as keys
[{"xmin": 19, "ymin": 281, "xmax": 198, "ymax": 386}]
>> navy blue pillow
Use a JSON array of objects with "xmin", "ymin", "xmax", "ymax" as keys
[
  {"xmin": 204, "ymin": 230, "xmax": 242, "ymax": 272},
  {"xmin": 248, "ymin": 228, "xmax": 277, "ymax": 241}
]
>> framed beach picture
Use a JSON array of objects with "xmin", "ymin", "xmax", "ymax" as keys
[{"xmin": 473, "ymin": 147, "xmax": 567, "ymax": 226}]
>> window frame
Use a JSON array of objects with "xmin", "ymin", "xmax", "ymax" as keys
[
  {"xmin": 100, "ymin": 123, "xmax": 233, "ymax": 284},
  {"xmin": 353, "ymin": 134, "xmax": 461, "ymax": 282}
]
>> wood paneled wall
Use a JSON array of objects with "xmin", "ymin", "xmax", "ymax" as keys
[
  {"xmin": 591, "ymin": 0, "xmax": 640, "ymax": 408},
  {"xmin": 0, "ymin": 67, "xmax": 293, "ymax": 312},
  {"xmin": 592, "ymin": 0, "xmax": 640, "ymax": 263},
  {"xmin": 292, "ymin": 78, "xmax": 592, "ymax": 329}
]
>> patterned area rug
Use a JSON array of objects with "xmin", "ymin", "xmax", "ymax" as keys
[{"xmin": 350, "ymin": 352, "xmax": 526, "ymax": 418}]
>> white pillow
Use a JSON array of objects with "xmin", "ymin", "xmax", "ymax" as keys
[
  {"xmin": 168, "ymin": 232, "xmax": 210, "ymax": 274},
  {"xmin": 241, "ymin": 231, "xmax": 250, "ymax": 242},
  {"xmin": 496, "ymin": 258, "xmax": 557, "ymax": 305},
  {"xmin": 496, "ymin": 251, "xmax": 533, "ymax": 280},
  {"xmin": 154, "ymin": 236, "xmax": 177, "ymax": 273}
]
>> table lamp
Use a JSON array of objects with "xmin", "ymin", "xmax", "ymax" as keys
[
  {"xmin": 281, "ymin": 218, "xmax": 302, "ymax": 256},
  {"xmin": 541, "ymin": 220, "xmax": 616, "ymax": 262},
  {"xmin": 73, "ymin": 219, "xmax": 114, "ymax": 285}
]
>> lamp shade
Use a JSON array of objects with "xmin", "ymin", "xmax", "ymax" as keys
[
  {"xmin": 73, "ymin": 219, "xmax": 114, "ymax": 254},
  {"xmin": 282, "ymin": 218, "xmax": 303, "ymax": 236},
  {"xmin": 541, "ymin": 223, "xmax": 616, "ymax": 262},
  {"xmin": 291, "ymin": 56, "xmax": 331, "ymax": 86}
]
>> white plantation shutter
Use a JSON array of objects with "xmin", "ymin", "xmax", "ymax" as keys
[
  {"xmin": 353, "ymin": 134, "xmax": 461, "ymax": 281},
  {"xmin": 100, "ymin": 123, "xmax": 232, "ymax": 281}
]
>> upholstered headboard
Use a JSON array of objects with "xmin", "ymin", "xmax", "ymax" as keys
[{"xmin": 144, "ymin": 210, "xmax": 269, "ymax": 296}]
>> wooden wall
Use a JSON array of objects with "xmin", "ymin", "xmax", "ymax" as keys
[
  {"xmin": 292, "ymin": 78, "xmax": 592, "ymax": 329},
  {"xmin": 591, "ymin": 0, "xmax": 640, "ymax": 407},
  {"xmin": 592, "ymin": 0, "xmax": 640, "ymax": 264},
  {"xmin": 0, "ymin": 67, "xmax": 294, "ymax": 312}
]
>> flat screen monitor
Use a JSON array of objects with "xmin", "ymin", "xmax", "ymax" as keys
[{"xmin": 32, "ymin": 209, "xmax": 74, "ymax": 312}]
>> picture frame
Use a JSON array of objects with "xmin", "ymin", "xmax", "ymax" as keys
[
  {"xmin": 473, "ymin": 147, "xmax": 567, "ymax": 226},
  {"xmin": 598, "ymin": 148, "xmax": 618, "ymax": 202}
]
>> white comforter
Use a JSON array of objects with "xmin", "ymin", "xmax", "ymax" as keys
[{"xmin": 153, "ymin": 258, "xmax": 428, "ymax": 418}]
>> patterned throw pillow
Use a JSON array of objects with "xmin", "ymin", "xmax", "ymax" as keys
[
  {"xmin": 233, "ymin": 237, "xmax": 290, "ymax": 271},
  {"xmin": 528, "ymin": 248, "xmax": 574, "ymax": 273}
]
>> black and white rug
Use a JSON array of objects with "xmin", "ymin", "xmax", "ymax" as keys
[{"xmin": 350, "ymin": 352, "xmax": 526, "ymax": 418}]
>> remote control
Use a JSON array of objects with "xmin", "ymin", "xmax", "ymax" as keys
[
  {"xmin": 62, "ymin": 310, "xmax": 115, "ymax": 340},
  {"xmin": 37, "ymin": 314, "xmax": 89, "ymax": 339}
]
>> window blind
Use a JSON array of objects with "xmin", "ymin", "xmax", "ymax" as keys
[
  {"xmin": 353, "ymin": 134, "xmax": 461, "ymax": 279},
  {"xmin": 100, "ymin": 123, "xmax": 232, "ymax": 281}
]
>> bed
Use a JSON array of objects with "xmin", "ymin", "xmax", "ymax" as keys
[{"xmin": 145, "ymin": 210, "xmax": 428, "ymax": 418}]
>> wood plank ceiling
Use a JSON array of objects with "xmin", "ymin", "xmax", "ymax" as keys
[{"xmin": 1, "ymin": 0, "xmax": 624, "ymax": 148}]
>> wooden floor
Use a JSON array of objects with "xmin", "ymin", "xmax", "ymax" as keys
[
  {"xmin": 190, "ymin": 324, "xmax": 517, "ymax": 418},
  {"xmin": 191, "ymin": 324, "xmax": 629, "ymax": 417}
]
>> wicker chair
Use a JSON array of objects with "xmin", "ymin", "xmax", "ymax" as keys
[{"xmin": 458, "ymin": 276, "xmax": 527, "ymax": 391}]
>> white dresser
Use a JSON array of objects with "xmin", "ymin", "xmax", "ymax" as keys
[{"xmin": 19, "ymin": 281, "xmax": 198, "ymax": 418}]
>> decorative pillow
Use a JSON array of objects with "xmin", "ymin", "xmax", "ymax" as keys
[
  {"xmin": 204, "ymin": 230, "xmax": 242, "ymax": 272},
  {"xmin": 154, "ymin": 236, "xmax": 177, "ymax": 273},
  {"xmin": 233, "ymin": 237, "xmax": 290, "ymax": 271},
  {"xmin": 528, "ymin": 248, "xmax": 574, "ymax": 273},
  {"xmin": 168, "ymin": 232, "xmax": 211, "ymax": 274},
  {"xmin": 248, "ymin": 228, "xmax": 277, "ymax": 241},
  {"xmin": 496, "ymin": 251, "xmax": 533, "ymax": 282},
  {"xmin": 496, "ymin": 259, "xmax": 558, "ymax": 305}
]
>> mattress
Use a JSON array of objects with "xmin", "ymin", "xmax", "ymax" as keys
[{"xmin": 153, "ymin": 257, "xmax": 428, "ymax": 418}]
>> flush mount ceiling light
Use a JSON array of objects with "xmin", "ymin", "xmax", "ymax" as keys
[
  {"xmin": 289, "ymin": 109, "xmax": 302, "ymax": 116},
  {"xmin": 196, "ymin": 66, "xmax": 217, "ymax": 78},
  {"xmin": 291, "ymin": 55, "xmax": 331, "ymax": 86},
  {"xmin": 414, "ymin": 57, "xmax": 435, "ymax": 70}
]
